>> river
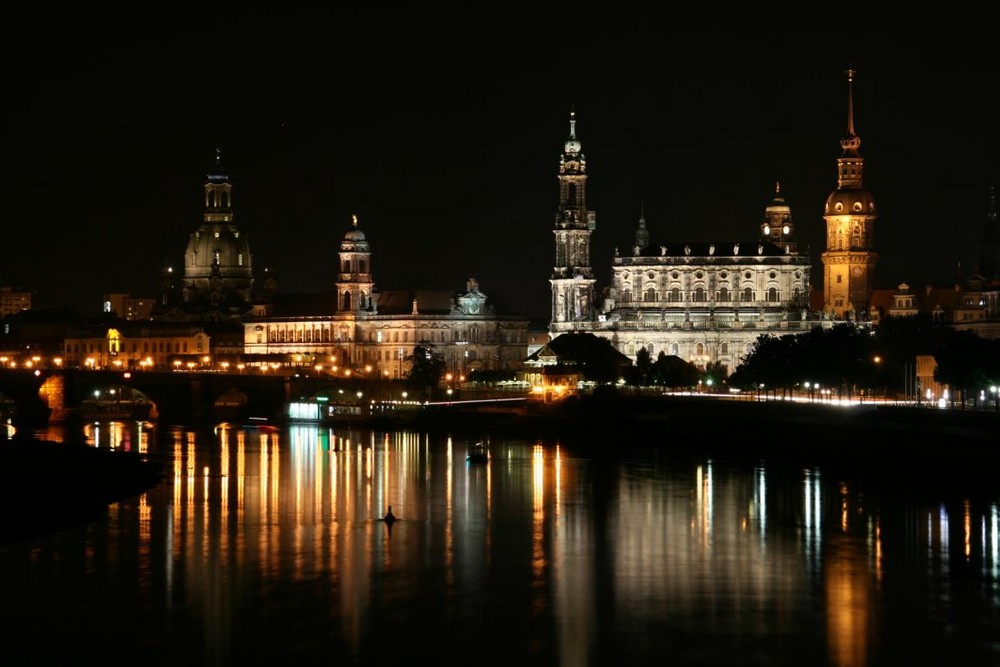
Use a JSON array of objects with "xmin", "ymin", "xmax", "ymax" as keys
[{"xmin": 2, "ymin": 417, "xmax": 999, "ymax": 666}]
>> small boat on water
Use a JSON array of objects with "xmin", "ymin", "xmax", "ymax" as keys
[{"xmin": 466, "ymin": 441, "xmax": 489, "ymax": 463}]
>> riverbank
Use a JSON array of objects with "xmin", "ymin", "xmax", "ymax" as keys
[
  {"xmin": 412, "ymin": 393, "xmax": 1000, "ymax": 458},
  {"xmin": 0, "ymin": 433, "xmax": 164, "ymax": 546}
]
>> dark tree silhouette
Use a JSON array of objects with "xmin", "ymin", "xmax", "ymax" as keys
[{"xmin": 406, "ymin": 344, "xmax": 446, "ymax": 391}]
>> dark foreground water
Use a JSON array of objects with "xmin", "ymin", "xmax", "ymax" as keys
[{"xmin": 2, "ymin": 419, "xmax": 1000, "ymax": 666}]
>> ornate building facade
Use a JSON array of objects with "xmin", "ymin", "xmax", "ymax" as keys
[
  {"xmin": 546, "ymin": 89, "xmax": 869, "ymax": 372},
  {"xmin": 242, "ymin": 216, "xmax": 530, "ymax": 377}
]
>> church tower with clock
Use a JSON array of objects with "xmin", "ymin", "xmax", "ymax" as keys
[
  {"xmin": 549, "ymin": 109, "xmax": 597, "ymax": 334},
  {"xmin": 821, "ymin": 66, "xmax": 879, "ymax": 319}
]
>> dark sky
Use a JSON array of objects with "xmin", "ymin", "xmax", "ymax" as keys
[{"xmin": 3, "ymin": 7, "xmax": 998, "ymax": 319}]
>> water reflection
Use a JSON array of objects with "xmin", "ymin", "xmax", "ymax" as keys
[{"xmin": 3, "ymin": 421, "xmax": 1000, "ymax": 665}]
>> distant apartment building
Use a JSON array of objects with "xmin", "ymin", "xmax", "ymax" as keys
[
  {"xmin": 103, "ymin": 293, "xmax": 155, "ymax": 320},
  {"xmin": 0, "ymin": 287, "xmax": 31, "ymax": 317}
]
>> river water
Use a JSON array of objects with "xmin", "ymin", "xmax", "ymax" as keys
[{"xmin": 2, "ymin": 418, "xmax": 999, "ymax": 666}]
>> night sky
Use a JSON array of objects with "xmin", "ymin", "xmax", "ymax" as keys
[{"xmin": 4, "ymin": 7, "xmax": 998, "ymax": 320}]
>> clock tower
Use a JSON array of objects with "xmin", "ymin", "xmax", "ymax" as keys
[
  {"xmin": 549, "ymin": 109, "xmax": 597, "ymax": 335},
  {"xmin": 821, "ymin": 66, "xmax": 878, "ymax": 319}
]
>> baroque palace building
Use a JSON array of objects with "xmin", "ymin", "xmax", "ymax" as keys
[
  {"xmin": 241, "ymin": 215, "xmax": 531, "ymax": 378},
  {"xmin": 548, "ymin": 70, "xmax": 880, "ymax": 370}
]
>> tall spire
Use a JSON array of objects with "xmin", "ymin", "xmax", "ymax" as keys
[
  {"xmin": 846, "ymin": 65, "xmax": 856, "ymax": 136},
  {"xmin": 840, "ymin": 65, "xmax": 861, "ymax": 157}
]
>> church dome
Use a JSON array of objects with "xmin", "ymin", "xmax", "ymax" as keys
[
  {"xmin": 824, "ymin": 188, "xmax": 876, "ymax": 216},
  {"xmin": 341, "ymin": 215, "xmax": 370, "ymax": 252},
  {"xmin": 344, "ymin": 227, "xmax": 367, "ymax": 242},
  {"xmin": 184, "ymin": 223, "xmax": 254, "ymax": 283}
]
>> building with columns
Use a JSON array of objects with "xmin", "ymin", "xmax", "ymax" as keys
[{"xmin": 546, "ymin": 76, "xmax": 882, "ymax": 372}]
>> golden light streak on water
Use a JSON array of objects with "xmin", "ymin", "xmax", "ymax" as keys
[{"xmin": 965, "ymin": 499, "xmax": 972, "ymax": 560}]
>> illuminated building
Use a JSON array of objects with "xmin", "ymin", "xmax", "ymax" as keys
[
  {"xmin": 152, "ymin": 149, "xmax": 274, "ymax": 322},
  {"xmin": 242, "ymin": 216, "xmax": 531, "ymax": 377},
  {"xmin": 821, "ymin": 66, "xmax": 879, "ymax": 319},
  {"xmin": 548, "ymin": 109, "xmax": 828, "ymax": 373}
]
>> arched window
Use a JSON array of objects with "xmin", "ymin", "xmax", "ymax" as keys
[
  {"xmin": 342, "ymin": 291, "xmax": 352, "ymax": 310},
  {"xmin": 718, "ymin": 287, "xmax": 730, "ymax": 302},
  {"xmin": 693, "ymin": 287, "xmax": 706, "ymax": 302},
  {"xmin": 696, "ymin": 343, "xmax": 704, "ymax": 356},
  {"xmin": 621, "ymin": 289, "xmax": 632, "ymax": 303},
  {"xmin": 720, "ymin": 343, "xmax": 728, "ymax": 355},
  {"xmin": 671, "ymin": 343, "xmax": 679, "ymax": 355},
  {"xmin": 645, "ymin": 287, "xmax": 656, "ymax": 302},
  {"xmin": 767, "ymin": 287, "xmax": 778, "ymax": 302},
  {"xmin": 742, "ymin": 287, "xmax": 753, "ymax": 302},
  {"xmin": 670, "ymin": 287, "xmax": 680, "ymax": 302}
]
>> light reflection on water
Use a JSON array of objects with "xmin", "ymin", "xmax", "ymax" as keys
[{"xmin": 3, "ymin": 420, "xmax": 1000, "ymax": 665}]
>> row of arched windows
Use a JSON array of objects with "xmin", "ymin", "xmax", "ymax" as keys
[
  {"xmin": 624, "ymin": 340, "xmax": 756, "ymax": 359},
  {"xmin": 620, "ymin": 287, "xmax": 798, "ymax": 303}
]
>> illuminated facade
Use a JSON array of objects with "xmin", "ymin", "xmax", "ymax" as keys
[
  {"xmin": 548, "ymin": 112, "xmax": 825, "ymax": 373},
  {"xmin": 242, "ymin": 217, "xmax": 531, "ymax": 377},
  {"xmin": 821, "ymin": 66, "xmax": 878, "ymax": 319},
  {"xmin": 62, "ymin": 324, "xmax": 212, "ymax": 369}
]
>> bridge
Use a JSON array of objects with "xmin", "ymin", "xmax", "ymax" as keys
[{"xmin": 0, "ymin": 368, "xmax": 387, "ymax": 429}]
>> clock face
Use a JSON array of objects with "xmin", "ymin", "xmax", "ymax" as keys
[
  {"xmin": 782, "ymin": 225, "xmax": 790, "ymax": 235},
  {"xmin": 852, "ymin": 267, "xmax": 862, "ymax": 276}
]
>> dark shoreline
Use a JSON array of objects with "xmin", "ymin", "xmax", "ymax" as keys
[
  {"xmin": 415, "ymin": 394, "xmax": 1000, "ymax": 448},
  {"xmin": 0, "ymin": 435, "xmax": 164, "ymax": 546}
]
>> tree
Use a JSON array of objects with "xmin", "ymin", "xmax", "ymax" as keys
[
  {"xmin": 625, "ymin": 346, "xmax": 654, "ymax": 386},
  {"xmin": 652, "ymin": 353, "xmax": 700, "ymax": 389},
  {"xmin": 406, "ymin": 344, "xmax": 446, "ymax": 391}
]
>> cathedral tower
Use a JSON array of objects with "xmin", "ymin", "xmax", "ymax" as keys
[
  {"xmin": 821, "ymin": 66, "xmax": 878, "ymax": 319},
  {"xmin": 336, "ymin": 214, "xmax": 375, "ymax": 313},
  {"xmin": 549, "ymin": 109, "xmax": 597, "ymax": 335}
]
